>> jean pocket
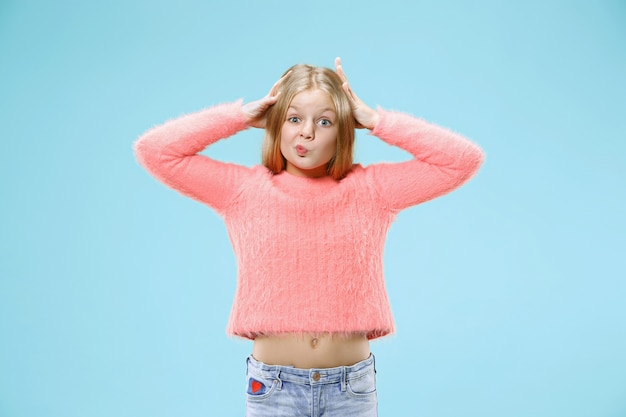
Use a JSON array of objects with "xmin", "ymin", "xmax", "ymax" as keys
[
  {"xmin": 346, "ymin": 369, "xmax": 377, "ymax": 397},
  {"xmin": 246, "ymin": 376, "xmax": 279, "ymax": 401}
]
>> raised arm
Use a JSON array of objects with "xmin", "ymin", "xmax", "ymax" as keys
[
  {"xmin": 366, "ymin": 110, "xmax": 484, "ymax": 210},
  {"xmin": 134, "ymin": 100, "xmax": 252, "ymax": 212},
  {"xmin": 134, "ymin": 76, "xmax": 285, "ymax": 212},
  {"xmin": 335, "ymin": 57, "xmax": 484, "ymax": 210}
]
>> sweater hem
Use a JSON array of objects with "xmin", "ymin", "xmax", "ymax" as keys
[{"xmin": 227, "ymin": 328, "xmax": 394, "ymax": 341}]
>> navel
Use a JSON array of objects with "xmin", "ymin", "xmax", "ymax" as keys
[{"xmin": 311, "ymin": 337, "xmax": 319, "ymax": 348}]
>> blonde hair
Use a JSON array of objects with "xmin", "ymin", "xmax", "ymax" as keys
[{"xmin": 262, "ymin": 64, "xmax": 355, "ymax": 180}]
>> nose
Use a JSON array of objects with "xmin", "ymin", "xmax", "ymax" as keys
[{"xmin": 300, "ymin": 120, "xmax": 314, "ymax": 140}]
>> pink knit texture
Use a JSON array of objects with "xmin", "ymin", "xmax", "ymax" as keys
[{"xmin": 134, "ymin": 101, "xmax": 484, "ymax": 339}]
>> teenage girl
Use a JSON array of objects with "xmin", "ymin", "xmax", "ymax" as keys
[{"xmin": 135, "ymin": 57, "xmax": 483, "ymax": 417}]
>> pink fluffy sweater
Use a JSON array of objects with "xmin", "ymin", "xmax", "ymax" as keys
[{"xmin": 135, "ymin": 100, "xmax": 483, "ymax": 339}]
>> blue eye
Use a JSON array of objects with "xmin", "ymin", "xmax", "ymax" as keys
[
  {"xmin": 288, "ymin": 116, "xmax": 300, "ymax": 123},
  {"xmin": 319, "ymin": 119, "xmax": 332, "ymax": 127}
]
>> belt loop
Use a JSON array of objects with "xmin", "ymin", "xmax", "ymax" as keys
[
  {"xmin": 341, "ymin": 366, "xmax": 347, "ymax": 392},
  {"xmin": 275, "ymin": 367, "xmax": 284, "ymax": 390}
]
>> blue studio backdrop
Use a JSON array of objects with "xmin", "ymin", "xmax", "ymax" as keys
[{"xmin": 1, "ymin": 1, "xmax": 625, "ymax": 416}]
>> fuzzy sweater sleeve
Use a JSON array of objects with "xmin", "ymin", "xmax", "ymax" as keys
[
  {"xmin": 366, "ymin": 108, "xmax": 484, "ymax": 211},
  {"xmin": 134, "ymin": 100, "xmax": 250, "ymax": 213}
]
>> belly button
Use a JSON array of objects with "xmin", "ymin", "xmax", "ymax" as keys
[{"xmin": 311, "ymin": 337, "xmax": 318, "ymax": 348}]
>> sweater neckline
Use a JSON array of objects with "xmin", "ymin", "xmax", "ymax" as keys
[{"xmin": 270, "ymin": 170, "xmax": 341, "ymax": 198}]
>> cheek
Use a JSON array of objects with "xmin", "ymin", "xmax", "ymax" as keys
[
  {"xmin": 279, "ymin": 132, "xmax": 291, "ymax": 156},
  {"xmin": 280, "ymin": 127, "xmax": 294, "ymax": 148},
  {"xmin": 323, "ymin": 133, "xmax": 338, "ymax": 155},
  {"xmin": 281, "ymin": 122, "xmax": 297, "ymax": 137},
  {"xmin": 325, "ymin": 143, "xmax": 337, "ymax": 159}
]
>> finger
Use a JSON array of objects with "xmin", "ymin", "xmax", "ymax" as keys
[
  {"xmin": 335, "ymin": 58, "xmax": 348, "ymax": 84},
  {"xmin": 335, "ymin": 58, "xmax": 358, "ymax": 103},
  {"xmin": 335, "ymin": 59, "xmax": 351, "ymax": 94},
  {"xmin": 266, "ymin": 86, "xmax": 282, "ymax": 100},
  {"xmin": 341, "ymin": 76, "xmax": 362, "ymax": 105},
  {"xmin": 269, "ymin": 70, "xmax": 292, "ymax": 97},
  {"xmin": 268, "ymin": 80, "xmax": 281, "ymax": 97},
  {"xmin": 341, "ymin": 82, "xmax": 355, "ymax": 102},
  {"xmin": 265, "ymin": 92, "xmax": 280, "ymax": 105}
]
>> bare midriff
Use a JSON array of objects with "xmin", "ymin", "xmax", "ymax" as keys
[{"xmin": 252, "ymin": 333, "xmax": 370, "ymax": 369}]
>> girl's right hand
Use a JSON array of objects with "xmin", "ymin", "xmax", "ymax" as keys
[{"xmin": 242, "ymin": 72, "xmax": 290, "ymax": 128}]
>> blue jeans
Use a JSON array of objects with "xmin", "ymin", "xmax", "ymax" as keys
[{"xmin": 245, "ymin": 354, "xmax": 378, "ymax": 417}]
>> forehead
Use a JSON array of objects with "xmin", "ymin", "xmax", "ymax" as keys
[{"xmin": 289, "ymin": 89, "xmax": 335, "ymax": 112}]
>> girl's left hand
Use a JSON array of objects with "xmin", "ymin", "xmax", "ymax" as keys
[{"xmin": 335, "ymin": 57, "xmax": 380, "ymax": 130}]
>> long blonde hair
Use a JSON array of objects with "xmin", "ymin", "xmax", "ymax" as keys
[{"xmin": 262, "ymin": 64, "xmax": 355, "ymax": 180}]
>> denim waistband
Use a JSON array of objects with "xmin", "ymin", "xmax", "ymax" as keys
[{"xmin": 246, "ymin": 354, "xmax": 375, "ymax": 386}]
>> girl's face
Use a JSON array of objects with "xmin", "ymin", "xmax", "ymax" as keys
[{"xmin": 280, "ymin": 89, "xmax": 338, "ymax": 178}]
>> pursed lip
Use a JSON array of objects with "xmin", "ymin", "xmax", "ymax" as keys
[{"xmin": 295, "ymin": 144, "xmax": 308, "ymax": 155}]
